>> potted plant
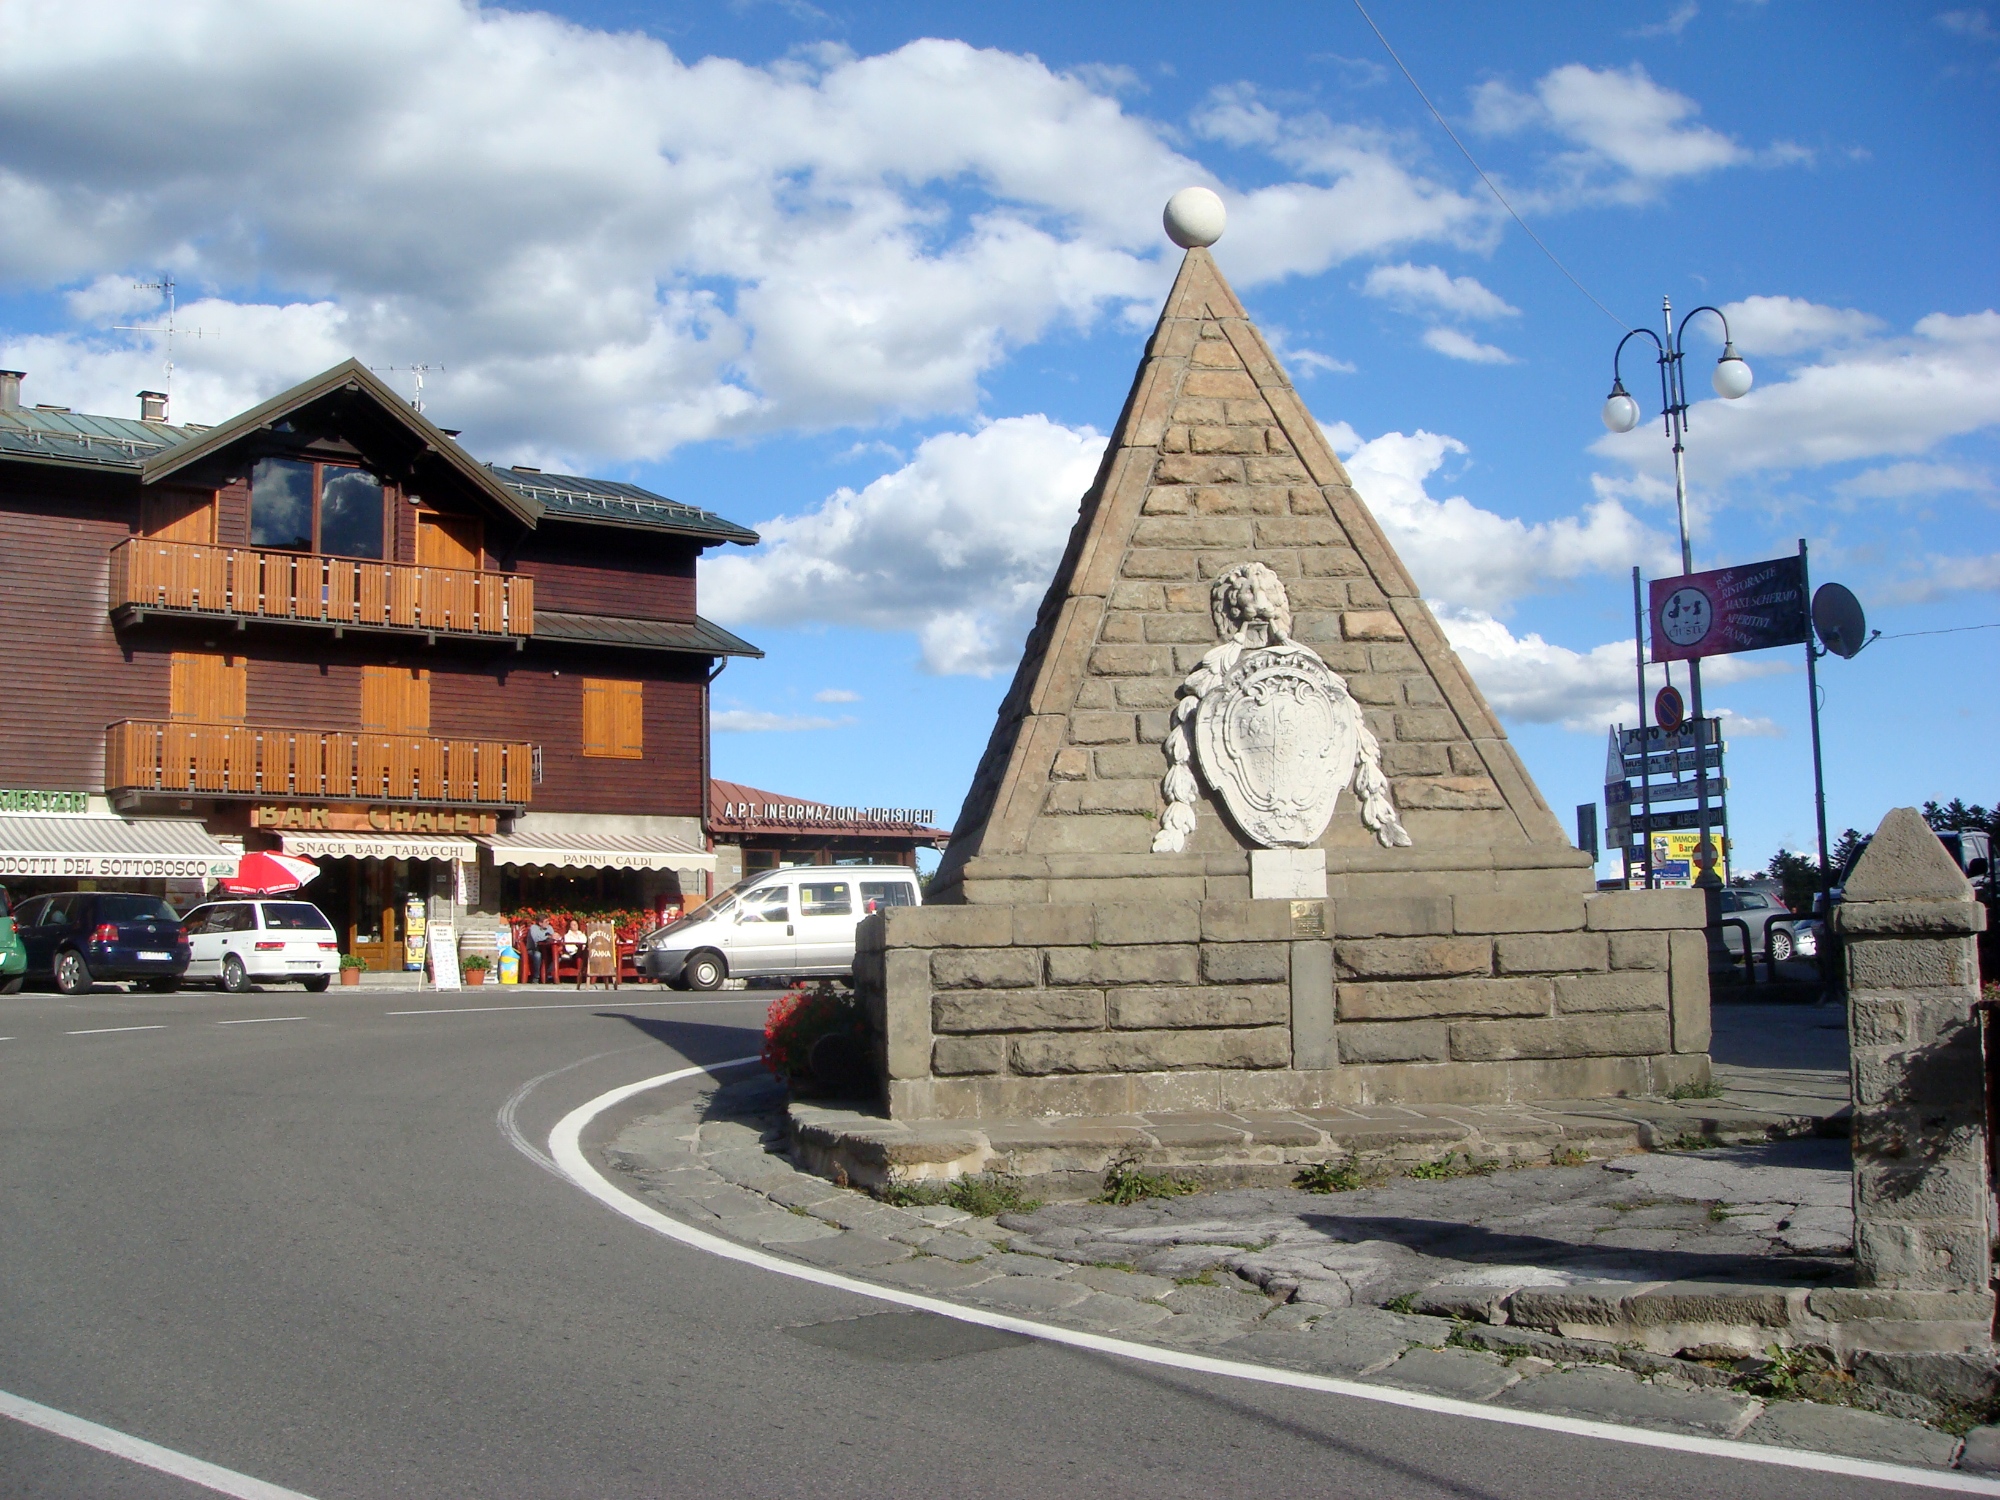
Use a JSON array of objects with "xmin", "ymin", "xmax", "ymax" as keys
[
  {"xmin": 461, "ymin": 951, "xmax": 493, "ymax": 985},
  {"xmin": 339, "ymin": 953, "xmax": 367, "ymax": 986}
]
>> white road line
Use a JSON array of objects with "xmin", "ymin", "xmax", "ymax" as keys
[
  {"xmin": 389, "ymin": 997, "xmax": 760, "ymax": 1017},
  {"xmin": 0, "ymin": 1386, "xmax": 317, "ymax": 1500},
  {"xmin": 65, "ymin": 1025, "xmax": 167, "ymax": 1036},
  {"xmin": 216, "ymin": 1016, "xmax": 307, "ymax": 1026},
  {"xmin": 548, "ymin": 1065, "xmax": 2000, "ymax": 1497},
  {"xmin": 497, "ymin": 1042, "xmax": 657, "ymax": 1178}
]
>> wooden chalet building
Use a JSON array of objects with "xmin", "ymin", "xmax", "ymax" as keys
[{"xmin": 0, "ymin": 362, "xmax": 760, "ymax": 968}]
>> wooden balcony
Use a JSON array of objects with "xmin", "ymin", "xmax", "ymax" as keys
[
  {"xmin": 109, "ymin": 538, "xmax": 533, "ymax": 641},
  {"xmin": 108, "ymin": 721, "xmax": 533, "ymax": 807}
]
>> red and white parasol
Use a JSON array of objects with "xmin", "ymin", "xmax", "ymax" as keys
[{"xmin": 219, "ymin": 851, "xmax": 320, "ymax": 895}]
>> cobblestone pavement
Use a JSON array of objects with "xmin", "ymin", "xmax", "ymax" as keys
[{"xmin": 603, "ymin": 1068, "xmax": 1982, "ymax": 1476}]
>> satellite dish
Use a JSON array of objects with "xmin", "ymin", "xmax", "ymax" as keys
[{"xmin": 1812, "ymin": 583, "xmax": 1868, "ymax": 659}]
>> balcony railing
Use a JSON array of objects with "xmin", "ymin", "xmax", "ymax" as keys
[
  {"xmin": 108, "ymin": 721, "xmax": 533, "ymax": 806},
  {"xmin": 109, "ymin": 538, "xmax": 533, "ymax": 639}
]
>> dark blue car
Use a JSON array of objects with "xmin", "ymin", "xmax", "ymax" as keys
[{"xmin": 13, "ymin": 891, "xmax": 192, "ymax": 994}]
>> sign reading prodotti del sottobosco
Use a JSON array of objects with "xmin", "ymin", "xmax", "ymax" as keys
[{"xmin": 1648, "ymin": 555, "xmax": 1808, "ymax": 663}]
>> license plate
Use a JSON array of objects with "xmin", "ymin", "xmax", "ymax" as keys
[
  {"xmin": 138, "ymin": 950, "xmax": 172, "ymax": 961},
  {"xmin": 286, "ymin": 960, "xmax": 318, "ymax": 968}
]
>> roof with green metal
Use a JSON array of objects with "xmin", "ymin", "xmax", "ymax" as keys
[
  {"xmin": 0, "ymin": 405, "xmax": 198, "ymax": 471},
  {"xmin": 487, "ymin": 466, "xmax": 759, "ymax": 545},
  {"xmin": 532, "ymin": 609, "xmax": 763, "ymax": 658}
]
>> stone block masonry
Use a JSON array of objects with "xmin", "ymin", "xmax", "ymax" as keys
[
  {"xmin": 1831, "ymin": 807, "xmax": 1993, "ymax": 1352},
  {"xmin": 860, "ymin": 884, "xmax": 1709, "ymax": 1119}
]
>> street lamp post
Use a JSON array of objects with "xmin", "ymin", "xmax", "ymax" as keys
[{"xmin": 1602, "ymin": 296, "xmax": 1753, "ymax": 912}]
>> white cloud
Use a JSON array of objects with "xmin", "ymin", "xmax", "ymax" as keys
[
  {"xmin": 0, "ymin": 6, "xmax": 1517, "ymax": 461},
  {"xmin": 1361, "ymin": 263, "xmax": 1519, "ymax": 322},
  {"xmin": 712, "ymin": 709, "xmax": 853, "ymax": 732},
  {"xmin": 1593, "ymin": 309, "xmax": 2000, "ymax": 478},
  {"xmin": 1834, "ymin": 461, "xmax": 1993, "ymax": 501},
  {"xmin": 1634, "ymin": 3, "xmax": 1701, "ymax": 39},
  {"xmin": 812, "ymin": 688, "xmax": 862, "ymax": 703},
  {"xmin": 1421, "ymin": 327, "xmax": 1516, "ymax": 365},
  {"xmin": 1438, "ymin": 606, "xmax": 1785, "ymax": 730},
  {"xmin": 1343, "ymin": 430, "xmax": 1671, "ymax": 610},
  {"xmin": 1718, "ymin": 295, "xmax": 1883, "ymax": 356},
  {"xmin": 1938, "ymin": 9, "xmax": 1999, "ymax": 42},
  {"xmin": 1715, "ymin": 708, "xmax": 1785, "ymax": 739},
  {"xmin": 701, "ymin": 415, "xmax": 1105, "ymax": 676},
  {"xmin": 1471, "ymin": 63, "xmax": 1750, "ymax": 203},
  {"xmin": 1884, "ymin": 552, "xmax": 2000, "ymax": 604}
]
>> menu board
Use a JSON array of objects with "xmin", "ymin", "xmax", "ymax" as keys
[{"xmin": 428, "ymin": 923, "xmax": 460, "ymax": 990}]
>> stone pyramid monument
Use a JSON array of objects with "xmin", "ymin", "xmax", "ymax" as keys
[{"xmin": 859, "ymin": 191, "xmax": 1709, "ymax": 1121}]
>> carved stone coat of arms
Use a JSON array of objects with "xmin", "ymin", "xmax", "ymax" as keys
[{"xmin": 1153, "ymin": 563, "xmax": 1411, "ymax": 853}]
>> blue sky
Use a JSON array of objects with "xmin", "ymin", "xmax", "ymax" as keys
[{"xmin": 3, "ymin": 1, "xmax": 1994, "ymax": 875}]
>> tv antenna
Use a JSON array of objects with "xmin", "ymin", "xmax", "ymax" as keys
[
  {"xmin": 113, "ymin": 275, "xmax": 218, "ymax": 410},
  {"xmin": 374, "ymin": 364, "xmax": 445, "ymax": 414}
]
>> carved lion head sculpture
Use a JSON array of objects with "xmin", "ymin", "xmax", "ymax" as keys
[{"xmin": 1210, "ymin": 561, "xmax": 1293, "ymax": 645}]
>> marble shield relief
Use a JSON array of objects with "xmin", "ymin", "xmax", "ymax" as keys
[{"xmin": 1153, "ymin": 563, "xmax": 1411, "ymax": 853}]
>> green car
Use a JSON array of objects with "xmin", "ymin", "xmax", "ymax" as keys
[{"xmin": 0, "ymin": 886, "xmax": 24, "ymax": 993}]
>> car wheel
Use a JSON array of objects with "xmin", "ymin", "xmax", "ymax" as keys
[
  {"xmin": 1769, "ymin": 928, "xmax": 1794, "ymax": 964},
  {"xmin": 301, "ymin": 975, "xmax": 331, "ymax": 993},
  {"xmin": 142, "ymin": 977, "xmax": 178, "ymax": 994},
  {"xmin": 54, "ymin": 949, "xmax": 91, "ymax": 996},
  {"xmin": 684, "ymin": 950, "xmax": 726, "ymax": 991},
  {"xmin": 221, "ymin": 954, "xmax": 250, "ymax": 994},
  {"xmin": 0, "ymin": 973, "xmax": 22, "ymax": 995}
]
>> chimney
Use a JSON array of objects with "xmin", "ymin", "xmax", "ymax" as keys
[
  {"xmin": 138, "ymin": 390, "xmax": 169, "ymax": 422},
  {"xmin": 0, "ymin": 371, "xmax": 21, "ymax": 411}
]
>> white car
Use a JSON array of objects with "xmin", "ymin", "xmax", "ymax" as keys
[
  {"xmin": 181, "ymin": 899, "xmax": 341, "ymax": 992},
  {"xmin": 637, "ymin": 865, "xmax": 921, "ymax": 989}
]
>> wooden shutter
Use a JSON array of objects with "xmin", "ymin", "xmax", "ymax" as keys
[
  {"xmin": 361, "ymin": 666, "xmax": 430, "ymax": 733},
  {"xmin": 582, "ymin": 678, "xmax": 642, "ymax": 759},
  {"xmin": 416, "ymin": 511, "xmax": 483, "ymax": 571},
  {"xmin": 143, "ymin": 488, "xmax": 217, "ymax": 543},
  {"xmin": 169, "ymin": 652, "xmax": 246, "ymax": 723}
]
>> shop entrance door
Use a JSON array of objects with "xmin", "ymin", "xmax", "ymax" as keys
[{"xmin": 348, "ymin": 859, "xmax": 404, "ymax": 972}]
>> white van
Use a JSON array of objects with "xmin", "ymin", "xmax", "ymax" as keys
[{"xmin": 636, "ymin": 864, "xmax": 920, "ymax": 989}]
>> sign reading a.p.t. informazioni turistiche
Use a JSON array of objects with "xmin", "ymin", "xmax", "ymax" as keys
[{"xmin": 1649, "ymin": 556, "xmax": 1808, "ymax": 663}]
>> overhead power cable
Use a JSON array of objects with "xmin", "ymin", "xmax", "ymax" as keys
[
  {"xmin": 1875, "ymin": 621, "xmax": 2000, "ymax": 642},
  {"xmin": 1352, "ymin": 0, "xmax": 1629, "ymax": 331}
]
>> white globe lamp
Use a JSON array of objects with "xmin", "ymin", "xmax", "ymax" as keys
[
  {"xmin": 1601, "ymin": 379, "xmax": 1641, "ymax": 433},
  {"xmin": 1711, "ymin": 341, "xmax": 1753, "ymax": 399},
  {"xmin": 1163, "ymin": 187, "xmax": 1226, "ymax": 249}
]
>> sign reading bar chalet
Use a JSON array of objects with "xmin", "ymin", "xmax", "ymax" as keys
[
  {"xmin": 251, "ymin": 804, "xmax": 499, "ymax": 835},
  {"xmin": 715, "ymin": 801, "xmax": 937, "ymax": 829}
]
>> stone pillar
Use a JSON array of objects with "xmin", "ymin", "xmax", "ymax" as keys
[{"xmin": 1833, "ymin": 807, "xmax": 1992, "ymax": 1336}]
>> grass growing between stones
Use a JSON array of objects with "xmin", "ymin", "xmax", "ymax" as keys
[
  {"xmin": 1293, "ymin": 1162, "xmax": 1365, "ymax": 1194},
  {"xmin": 878, "ymin": 1174, "xmax": 1042, "ymax": 1217},
  {"xmin": 1660, "ymin": 1131, "xmax": 1722, "ymax": 1152},
  {"xmin": 1096, "ymin": 1158, "xmax": 1199, "ymax": 1206},
  {"xmin": 1406, "ymin": 1153, "xmax": 1496, "ymax": 1181},
  {"xmin": 1666, "ymin": 1078, "xmax": 1729, "ymax": 1101}
]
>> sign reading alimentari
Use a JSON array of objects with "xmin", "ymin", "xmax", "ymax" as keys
[{"xmin": 0, "ymin": 789, "xmax": 89, "ymax": 813}]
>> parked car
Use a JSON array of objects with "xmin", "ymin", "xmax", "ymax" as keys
[
  {"xmin": 637, "ymin": 865, "xmax": 922, "ymax": 989},
  {"xmin": 0, "ymin": 886, "xmax": 25, "ymax": 994},
  {"xmin": 13, "ymin": 891, "xmax": 191, "ymax": 994},
  {"xmin": 1712, "ymin": 885, "xmax": 1801, "ymax": 966},
  {"xmin": 181, "ymin": 899, "xmax": 341, "ymax": 992}
]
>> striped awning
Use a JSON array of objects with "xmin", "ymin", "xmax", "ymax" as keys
[
  {"xmin": 476, "ymin": 830, "xmax": 715, "ymax": 874},
  {"xmin": 0, "ymin": 814, "xmax": 240, "ymax": 880}
]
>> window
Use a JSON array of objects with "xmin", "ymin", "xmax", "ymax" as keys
[
  {"xmin": 798, "ymin": 882, "xmax": 852, "ymax": 918},
  {"xmin": 205, "ymin": 905, "xmax": 253, "ymax": 932},
  {"xmin": 582, "ymin": 678, "xmax": 643, "ymax": 759},
  {"xmin": 362, "ymin": 666, "xmax": 430, "ymax": 733},
  {"xmin": 98, "ymin": 895, "xmax": 178, "ymax": 923},
  {"xmin": 740, "ymin": 889, "xmax": 789, "ymax": 924},
  {"xmin": 170, "ymin": 652, "xmax": 247, "ymax": 723},
  {"xmin": 260, "ymin": 903, "xmax": 334, "ymax": 930},
  {"xmin": 251, "ymin": 457, "xmax": 385, "ymax": 559},
  {"xmin": 860, "ymin": 881, "xmax": 916, "ymax": 914}
]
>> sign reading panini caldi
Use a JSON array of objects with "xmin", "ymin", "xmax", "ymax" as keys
[{"xmin": 1649, "ymin": 555, "xmax": 1809, "ymax": 663}]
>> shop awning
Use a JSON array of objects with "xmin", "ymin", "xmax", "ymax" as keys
[
  {"xmin": 278, "ymin": 832, "xmax": 477, "ymax": 862},
  {"xmin": 0, "ymin": 814, "xmax": 240, "ymax": 880},
  {"xmin": 476, "ymin": 831, "xmax": 716, "ymax": 874}
]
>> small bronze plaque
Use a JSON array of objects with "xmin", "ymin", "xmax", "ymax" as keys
[{"xmin": 1290, "ymin": 899, "xmax": 1327, "ymax": 938}]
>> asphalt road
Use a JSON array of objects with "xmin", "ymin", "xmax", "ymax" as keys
[{"xmin": 0, "ymin": 981, "xmax": 1943, "ymax": 1498}]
